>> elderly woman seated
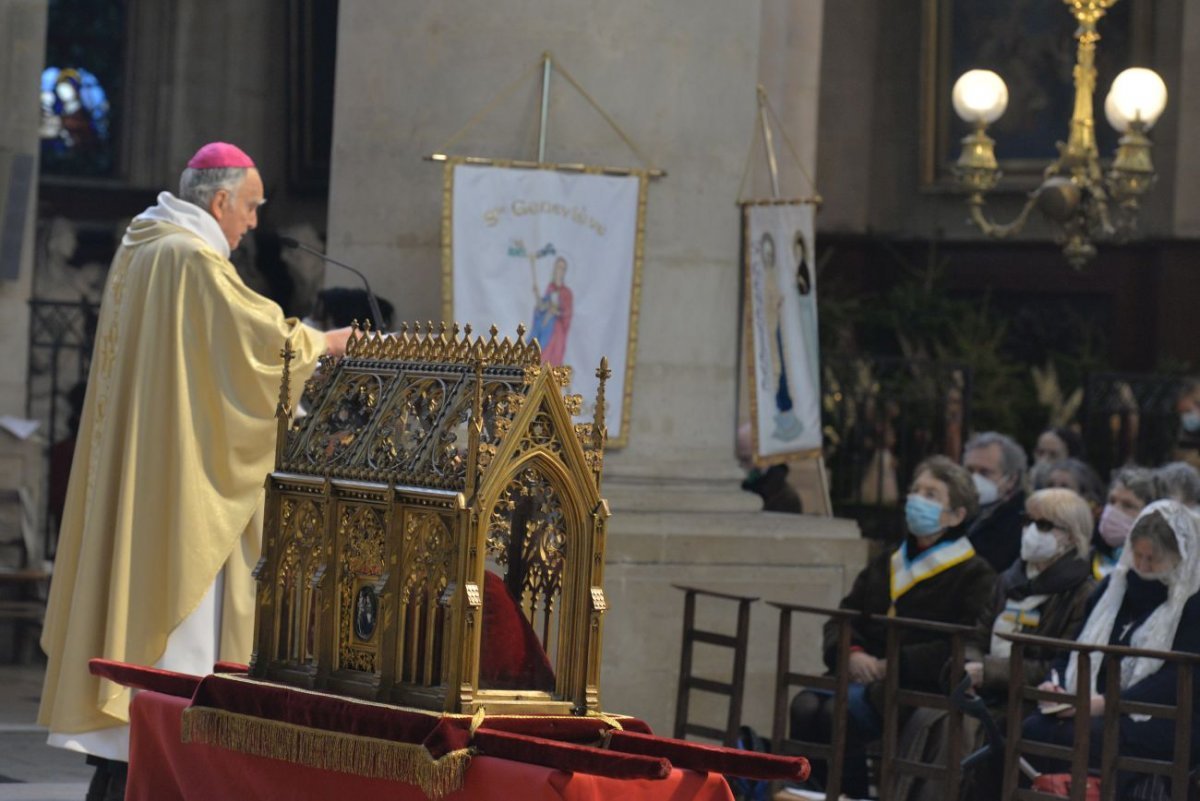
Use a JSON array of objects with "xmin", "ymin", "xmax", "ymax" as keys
[
  {"xmin": 1092, "ymin": 465, "xmax": 1160, "ymax": 579},
  {"xmin": 967, "ymin": 488, "xmax": 1096, "ymax": 697},
  {"xmin": 1021, "ymin": 501, "xmax": 1200, "ymax": 795},
  {"xmin": 951, "ymin": 488, "xmax": 1096, "ymax": 801},
  {"xmin": 789, "ymin": 456, "xmax": 995, "ymax": 797}
]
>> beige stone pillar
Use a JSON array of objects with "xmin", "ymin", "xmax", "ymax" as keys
[
  {"xmin": 328, "ymin": 0, "xmax": 864, "ymax": 734},
  {"xmin": 0, "ymin": 0, "xmax": 45, "ymax": 416}
]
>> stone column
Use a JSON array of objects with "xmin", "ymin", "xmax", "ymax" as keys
[
  {"xmin": 0, "ymin": 0, "xmax": 46, "ymax": 416},
  {"xmin": 328, "ymin": 0, "xmax": 864, "ymax": 733}
]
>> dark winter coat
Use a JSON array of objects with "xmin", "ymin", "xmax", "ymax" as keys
[
  {"xmin": 967, "ymin": 489, "xmax": 1027, "ymax": 573},
  {"xmin": 978, "ymin": 553, "xmax": 1095, "ymax": 697},
  {"xmin": 823, "ymin": 528, "xmax": 997, "ymax": 710}
]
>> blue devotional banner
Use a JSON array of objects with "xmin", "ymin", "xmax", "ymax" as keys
[{"xmin": 743, "ymin": 202, "xmax": 822, "ymax": 462}]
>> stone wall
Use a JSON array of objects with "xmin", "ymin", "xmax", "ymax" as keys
[{"xmin": 0, "ymin": 0, "xmax": 46, "ymax": 416}]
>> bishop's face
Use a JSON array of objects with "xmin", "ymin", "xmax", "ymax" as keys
[{"xmin": 213, "ymin": 168, "xmax": 265, "ymax": 251}]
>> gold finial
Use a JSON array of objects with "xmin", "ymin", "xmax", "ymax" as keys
[
  {"xmin": 400, "ymin": 321, "xmax": 409, "ymax": 335},
  {"xmin": 463, "ymin": 323, "xmax": 473, "ymax": 338},
  {"xmin": 593, "ymin": 357, "xmax": 611, "ymax": 448},
  {"xmin": 488, "ymin": 324, "xmax": 499, "ymax": 342},
  {"xmin": 516, "ymin": 322, "xmax": 527, "ymax": 340},
  {"xmin": 277, "ymin": 342, "xmax": 296, "ymax": 418},
  {"xmin": 465, "ymin": 356, "xmax": 487, "ymax": 498},
  {"xmin": 274, "ymin": 342, "xmax": 296, "ymax": 468}
]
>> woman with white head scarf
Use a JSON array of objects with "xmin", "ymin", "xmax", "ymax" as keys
[{"xmin": 1021, "ymin": 500, "xmax": 1200, "ymax": 792}]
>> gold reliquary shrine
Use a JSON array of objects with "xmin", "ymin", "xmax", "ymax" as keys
[{"xmin": 250, "ymin": 323, "xmax": 613, "ymax": 716}]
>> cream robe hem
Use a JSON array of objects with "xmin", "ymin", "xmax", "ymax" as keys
[{"xmin": 46, "ymin": 559, "xmax": 225, "ymax": 760}]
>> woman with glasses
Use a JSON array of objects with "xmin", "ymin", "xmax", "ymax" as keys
[
  {"xmin": 966, "ymin": 488, "xmax": 1096, "ymax": 699},
  {"xmin": 922, "ymin": 489, "xmax": 1095, "ymax": 801}
]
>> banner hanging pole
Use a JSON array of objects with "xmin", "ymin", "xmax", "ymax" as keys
[
  {"xmin": 537, "ymin": 52, "xmax": 553, "ymax": 163},
  {"xmin": 756, "ymin": 85, "xmax": 781, "ymax": 199}
]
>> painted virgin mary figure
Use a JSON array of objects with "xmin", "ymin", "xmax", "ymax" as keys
[
  {"xmin": 760, "ymin": 232, "xmax": 803, "ymax": 441},
  {"xmin": 531, "ymin": 256, "xmax": 573, "ymax": 366}
]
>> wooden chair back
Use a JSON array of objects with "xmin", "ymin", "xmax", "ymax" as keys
[
  {"xmin": 672, "ymin": 584, "xmax": 758, "ymax": 746},
  {"xmin": 877, "ymin": 613, "xmax": 976, "ymax": 801},
  {"xmin": 767, "ymin": 601, "xmax": 859, "ymax": 801}
]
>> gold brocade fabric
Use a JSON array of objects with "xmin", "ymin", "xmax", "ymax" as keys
[{"xmin": 38, "ymin": 219, "xmax": 325, "ymax": 735}]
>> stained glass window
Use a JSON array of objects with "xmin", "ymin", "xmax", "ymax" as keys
[{"xmin": 40, "ymin": 0, "xmax": 126, "ymax": 177}]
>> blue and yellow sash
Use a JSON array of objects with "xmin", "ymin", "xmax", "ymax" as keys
[
  {"xmin": 889, "ymin": 537, "xmax": 976, "ymax": 614},
  {"xmin": 1092, "ymin": 549, "xmax": 1120, "ymax": 581}
]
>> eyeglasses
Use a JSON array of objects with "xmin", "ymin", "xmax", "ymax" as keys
[{"xmin": 1022, "ymin": 515, "xmax": 1057, "ymax": 533}]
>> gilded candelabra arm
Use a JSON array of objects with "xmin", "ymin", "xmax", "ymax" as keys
[
  {"xmin": 965, "ymin": 191, "xmax": 1041, "ymax": 239},
  {"xmin": 1089, "ymin": 185, "xmax": 1118, "ymax": 239}
]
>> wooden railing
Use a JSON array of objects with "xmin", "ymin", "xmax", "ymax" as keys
[{"xmin": 1001, "ymin": 631, "xmax": 1200, "ymax": 801}]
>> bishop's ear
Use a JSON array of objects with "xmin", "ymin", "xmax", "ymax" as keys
[{"xmin": 209, "ymin": 189, "xmax": 231, "ymax": 221}]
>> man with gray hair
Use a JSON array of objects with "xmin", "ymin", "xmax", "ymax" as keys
[
  {"xmin": 963, "ymin": 431, "xmax": 1029, "ymax": 572},
  {"xmin": 38, "ymin": 142, "xmax": 353, "ymax": 800},
  {"xmin": 1156, "ymin": 461, "xmax": 1200, "ymax": 510}
]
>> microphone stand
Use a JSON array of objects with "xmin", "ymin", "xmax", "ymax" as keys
[{"xmin": 280, "ymin": 236, "xmax": 385, "ymax": 332}]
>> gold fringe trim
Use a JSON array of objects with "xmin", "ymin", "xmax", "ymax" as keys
[{"xmin": 181, "ymin": 707, "xmax": 471, "ymax": 799}]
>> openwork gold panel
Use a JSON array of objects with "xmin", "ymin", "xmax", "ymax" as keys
[
  {"xmin": 277, "ymin": 498, "xmax": 325, "ymax": 664},
  {"xmin": 486, "ymin": 467, "xmax": 568, "ymax": 649},
  {"xmin": 398, "ymin": 512, "xmax": 457, "ymax": 686},
  {"xmin": 337, "ymin": 504, "xmax": 386, "ymax": 674},
  {"xmin": 299, "ymin": 372, "xmax": 385, "ymax": 468}
]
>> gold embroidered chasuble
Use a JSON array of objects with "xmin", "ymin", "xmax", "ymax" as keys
[{"xmin": 39, "ymin": 217, "xmax": 325, "ymax": 735}]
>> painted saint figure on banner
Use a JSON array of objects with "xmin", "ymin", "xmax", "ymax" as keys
[
  {"xmin": 760, "ymin": 232, "xmax": 804, "ymax": 441},
  {"xmin": 793, "ymin": 232, "xmax": 820, "ymax": 394},
  {"xmin": 531, "ymin": 255, "xmax": 574, "ymax": 366}
]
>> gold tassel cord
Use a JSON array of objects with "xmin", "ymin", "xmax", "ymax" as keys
[{"xmin": 181, "ymin": 707, "xmax": 472, "ymax": 800}]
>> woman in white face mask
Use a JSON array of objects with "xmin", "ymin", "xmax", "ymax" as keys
[
  {"xmin": 1021, "ymin": 501, "xmax": 1200, "ymax": 794},
  {"xmin": 964, "ymin": 489, "xmax": 1095, "ymax": 697},
  {"xmin": 1093, "ymin": 466, "xmax": 1159, "ymax": 580}
]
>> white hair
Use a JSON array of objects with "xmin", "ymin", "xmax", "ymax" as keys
[{"xmin": 178, "ymin": 167, "xmax": 248, "ymax": 210}]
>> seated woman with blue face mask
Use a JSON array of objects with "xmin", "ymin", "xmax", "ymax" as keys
[
  {"xmin": 789, "ymin": 456, "xmax": 996, "ymax": 797},
  {"xmin": 1022, "ymin": 501, "xmax": 1200, "ymax": 795}
]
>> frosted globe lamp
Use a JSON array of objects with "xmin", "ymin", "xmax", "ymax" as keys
[
  {"xmin": 1105, "ymin": 68, "xmax": 1167, "ymax": 132},
  {"xmin": 952, "ymin": 70, "xmax": 1008, "ymax": 126}
]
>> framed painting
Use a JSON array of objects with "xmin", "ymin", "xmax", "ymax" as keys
[{"xmin": 919, "ymin": 0, "xmax": 1152, "ymax": 188}]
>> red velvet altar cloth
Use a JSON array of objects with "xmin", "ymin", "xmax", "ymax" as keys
[
  {"xmin": 129, "ymin": 691, "xmax": 736, "ymax": 801},
  {"xmin": 91, "ymin": 659, "xmax": 809, "ymax": 789}
]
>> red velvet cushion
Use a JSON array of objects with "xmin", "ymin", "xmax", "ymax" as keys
[{"xmin": 88, "ymin": 658, "xmax": 201, "ymax": 699}]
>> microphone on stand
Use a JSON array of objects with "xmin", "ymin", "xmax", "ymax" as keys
[{"xmin": 279, "ymin": 235, "xmax": 386, "ymax": 332}]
